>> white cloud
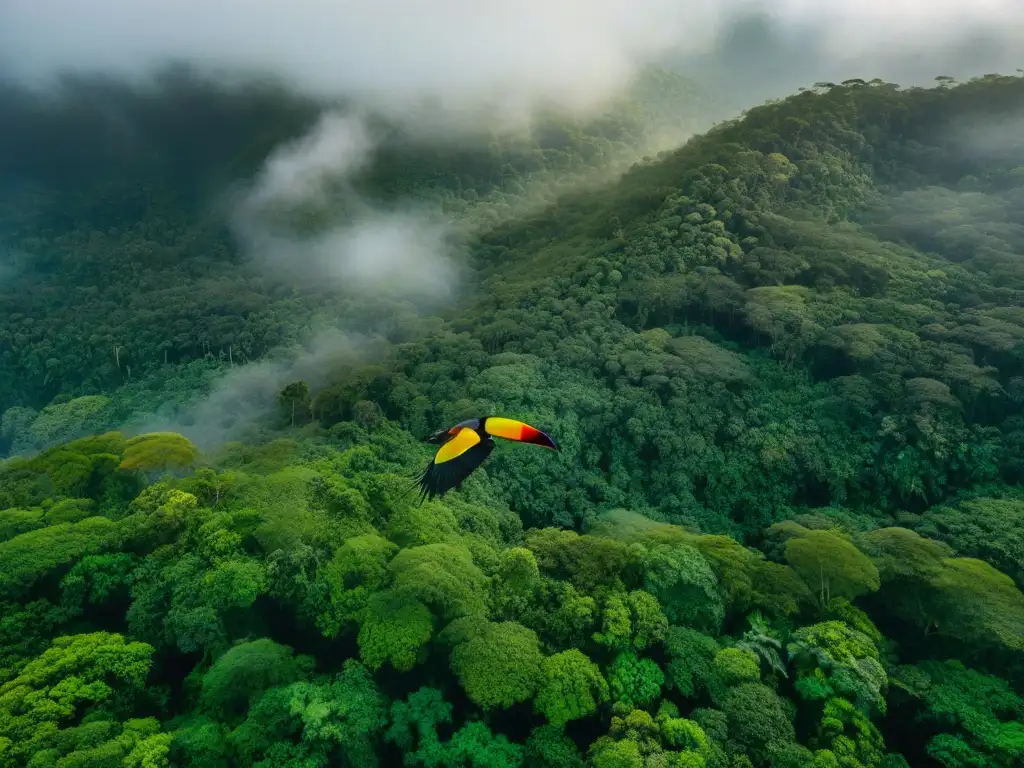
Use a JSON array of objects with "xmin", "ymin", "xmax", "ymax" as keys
[
  {"xmin": 132, "ymin": 326, "xmax": 371, "ymax": 449},
  {"xmin": 245, "ymin": 112, "xmax": 375, "ymax": 210},
  {"xmin": 1, "ymin": 2, "xmax": 1019, "ymax": 132},
  {"xmin": 229, "ymin": 110, "xmax": 460, "ymax": 301},
  {"xmin": 0, "ymin": 0, "xmax": 722, "ymax": 118}
]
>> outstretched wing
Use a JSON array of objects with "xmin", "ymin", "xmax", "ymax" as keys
[{"xmin": 417, "ymin": 428, "xmax": 495, "ymax": 502}]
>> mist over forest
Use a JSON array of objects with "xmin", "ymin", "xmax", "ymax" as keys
[{"xmin": 0, "ymin": 3, "xmax": 1022, "ymax": 768}]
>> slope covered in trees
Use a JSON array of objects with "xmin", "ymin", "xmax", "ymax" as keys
[
  {"xmin": 0, "ymin": 65, "xmax": 715, "ymax": 420},
  {"xmin": 0, "ymin": 71, "xmax": 1022, "ymax": 768}
]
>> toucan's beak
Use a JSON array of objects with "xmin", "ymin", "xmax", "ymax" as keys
[{"xmin": 484, "ymin": 417, "xmax": 559, "ymax": 451}]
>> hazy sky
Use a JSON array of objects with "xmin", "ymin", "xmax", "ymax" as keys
[
  {"xmin": 677, "ymin": 3, "xmax": 1024, "ymax": 109},
  {"xmin": 1, "ymin": 1, "xmax": 1021, "ymax": 119}
]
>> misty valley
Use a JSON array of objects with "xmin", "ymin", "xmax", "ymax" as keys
[{"xmin": 0, "ymin": 11, "xmax": 1023, "ymax": 768}]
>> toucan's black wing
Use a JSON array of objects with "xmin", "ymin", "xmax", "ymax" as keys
[{"xmin": 417, "ymin": 429, "xmax": 495, "ymax": 503}]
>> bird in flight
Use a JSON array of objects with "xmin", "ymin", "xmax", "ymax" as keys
[{"xmin": 414, "ymin": 416, "xmax": 559, "ymax": 502}]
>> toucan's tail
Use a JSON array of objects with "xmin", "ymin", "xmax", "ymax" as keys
[
  {"xmin": 397, "ymin": 463, "xmax": 437, "ymax": 506},
  {"xmin": 397, "ymin": 471, "xmax": 426, "ymax": 505}
]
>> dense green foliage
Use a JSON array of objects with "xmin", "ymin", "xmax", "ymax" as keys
[
  {"xmin": 0, "ymin": 68, "xmax": 1022, "ymax": 767},
  {"xmin": 0, "ymin": 65, "xmax": 715, "ymax": 420}
]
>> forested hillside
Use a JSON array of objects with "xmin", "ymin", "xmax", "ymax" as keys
[
  {"xmin": 1, "ymin": 69, "xmax": 1023, "ymax": 768},
  {"xmin": 0, "ymin": 65, "xmax": 713, "ymax": 423}
]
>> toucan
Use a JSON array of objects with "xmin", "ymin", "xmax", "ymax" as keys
[{"xmin": 414, "ymin": 416, "xmax": 559, "ymax": 502}]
